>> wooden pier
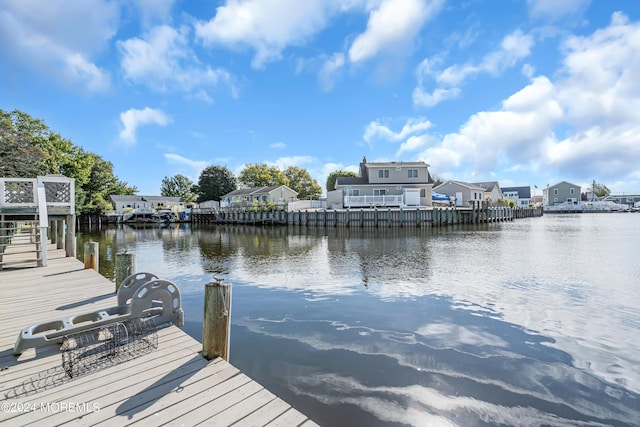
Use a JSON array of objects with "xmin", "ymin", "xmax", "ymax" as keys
[{"xmin": 0, "ymin": 233, "xmax": 318, "ymax": 426}]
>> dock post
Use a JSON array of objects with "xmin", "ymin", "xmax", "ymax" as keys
[
  {"xmin": 84, "ymin": 241, "xmax": 99, "ymax": 270},
  {"xmin": 65, "ymin": 214, "xmax": 76, "ymax": 258},
  {"xmin": 203, "ymin": 280, "xmax": 232, "ymax": 361},
  {"xmin": 50, "ymin": 221, "xmax": 57, "ymax": 245},
  {"xmin": 115, "ymin": 252, "xmax": 136, "ymax": 292},
  {"xmin": 56, "ymin": 220, "xmax": 64, "ymax": 249}
]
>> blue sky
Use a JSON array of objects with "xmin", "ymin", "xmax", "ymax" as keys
[{"xmin": 2, "ymin": 0, "xmax": 639, "ymax": 196}]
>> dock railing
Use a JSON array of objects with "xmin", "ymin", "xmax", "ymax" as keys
[{"xmin": 0, "ymin": 176, "xmax": 76, "ymax": 266}]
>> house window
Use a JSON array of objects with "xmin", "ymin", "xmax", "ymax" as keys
[
  {"xmin": 553, "ymin": 197, "xmax": 558, "ymax": 202},
  {"xmin": 347, "ymin": 189, "xmax": 360, "ymax": 196},
  {"xmin": 378, "ymin": 169, "xmax": 389, "ymax": 178},
  {"xmin": 570, "ymin": 188, "xmax": 575, "ymax": 194},
  {"xmin": 554, "ymin": 189, "xmax": 558, "ymax": 195},
  {"xmin": 373, "ymin": 189, "xmax": 387, "ymax": 196},
  {"xmin": 420, "ymin": 189, "xmax": 426, "ymax": 197},
  {"xmin": 408, "ymin": 169, "xmax": 418, "ymax": 178}
]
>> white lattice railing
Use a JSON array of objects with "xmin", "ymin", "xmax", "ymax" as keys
[
  {"xmin": 0, "ymin": 176, "xmax": 75, "ymax": 212},
  {"xmin": 344, "ymin": 195, "xmax": 404, "ymax": 207}
]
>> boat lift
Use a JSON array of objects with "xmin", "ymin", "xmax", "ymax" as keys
[{"xmin": 13, "ymin": 272, "xmax": 184, "ymax": 355}]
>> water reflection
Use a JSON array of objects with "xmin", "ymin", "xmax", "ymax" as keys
[{"xmin": 77, "ymin": 215, "xmax": 640, "ymax": 426}]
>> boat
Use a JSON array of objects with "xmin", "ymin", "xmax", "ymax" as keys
[
  {"xmin": 150, "ymin": 212, "xmax": 177, "ymax": 223},
  {"xmin": 122, "ymin": 209, "xmax": 177, "ymax": 224},
  {"xmin": 545, "ymin": 200, "xmax": 629, "ymax": 213}
]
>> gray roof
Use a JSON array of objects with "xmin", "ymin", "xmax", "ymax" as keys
[
  {"xmin": 502, "ymin": 186, "xmax": 531, "ymax": 198},
  {"xmin": 222, "ymin": 185, "xmax": 297, "ymax": 198},
  {"xmin": 471, "ymin": 181, "xmax": 500, "ymax": 192},
  {"xmin": 336, "ymin": 177, "xmax": 367, "ymax": 186},
  {"xmin": 365, "ymin": 161, "xmax": 430, "ymax": 168},
  {"xmin": 434, "ymin": 180, "xmax": 486, "ymax": 191}
]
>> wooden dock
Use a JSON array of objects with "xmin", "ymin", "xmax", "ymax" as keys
[{"xmin": 0, "ymin": 233, "xmax": 318, "ymax": 426}]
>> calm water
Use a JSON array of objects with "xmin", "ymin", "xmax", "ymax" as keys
[{"xmin": 78, "ymin": 214, "xmax": 640, "ymax": 426}]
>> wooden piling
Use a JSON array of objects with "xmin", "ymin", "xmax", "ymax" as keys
[
  {"xmin": 203, "ymin": 280, "xmax": 232, "ymax": 361},
  {"xmin": 115, "ymin": 252, "xmax": 136, "ymax": 292},
  {"xmin": 56, "ymin": 219, "xmax": 64, "ymax": 249},
  {"xmin": 83, "ymin": 241, "xmax": 98, "ymax": 270}
]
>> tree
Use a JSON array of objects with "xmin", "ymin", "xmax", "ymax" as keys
[
  {"xmin": 592, "ymin": 181, "xmax": 611, "ymax": 198},
  {"xmin": 197, "ymin": 165, "xmax": 237, "ymax": 202},
  {"xmin": 0, "ymin": 109, "xmax": 49, "ymax": 177},
  {"xmin": 0, "ymin": 109, "xmax": 136, "ymax": 214},
  {"xmin": 161, "ymin": 174, "xmax": 197, "ymax": 202},
  {"xmin": 238, "ymin": 163, "xmax": 288, "ymax": 188},
  {"xmin": 284, "ymin": 166, "xmax": 322, "ymax": 199},
  {"xmin": 82, "ymin": 155, "xmax": 137, "ymax": 214},
  {"xmin": 432, "ymin": 174, "xmax": 443, "ymax": 188},
  {"xmin": 325, "ymin": 170, "xmax": 358, "ymax": 192}
]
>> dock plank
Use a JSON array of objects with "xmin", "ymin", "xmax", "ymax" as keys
[{"xmin": 0, "ymin": 242, "xmax": 319, "ymax": 426}]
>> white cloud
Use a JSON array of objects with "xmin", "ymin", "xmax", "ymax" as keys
[
  {"xmin": 164, "ymin": 153, "xmax": 209, "ymax": 180},
  {"xmin": 270, "ymin": 142, "xmax": 286, "ymax": 149},
  {"xmin": 412, "ymin": 87, "xmax": 460, "ymax": 107},
  {"xmin": 543, "ymin": 12, "xmax": 640, "ymax": 180},
  {"xmin": 118, "ymin": 107, "xmax": 172, "ymax": 144},
  {"xmin": 270, "ymin": 156, "xmax": 316, "ymax": 170},
  {"xmin": 0, "ymin": 0, "xmax": 116, "ymax": 92},
  {"xmin": 119, "ymin": 25, "xmax": 236, "ymax": 98},
  {"xmin": 364, "ymin": 117, "xmax": 432, "ymax": 143},
  {"xmin": 194, "ymin": 0, "xmax": 440, "ymax": 69},
  {"xmin": 132, "ymin": 0, "xmax": 175, "ymax": 27},
  {"xmin": 527, "ymin": 0, "xmax": 590, "ymax": 21},
  {"xmin": 414, "ymin": 29, "xmax": 534, "ymax": 107},
  {"xmin": 318, "ymin": 53, "xmax": 345, "ymax": 91},
  {"xmin": 195, "ymin": 0, "xmax": 342, "ymax": 68},
  {"xmin": 397, "ymin": 134, "xmax": 432, "ymax": 156},
  {"xmin": 418, "ymin": 76, "xmax": 563, "ymax": 176},
  {"xmin": 348, "ymin": 0, "xmax": 444, "ymax": 63},
  {"xmin": 419, "ymin": 13, "xmax": 640, "ymax": 189}
]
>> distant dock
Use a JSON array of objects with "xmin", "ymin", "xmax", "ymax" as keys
[{"xmin": 0, "ymin": 232, "xmax": 318, "ymax": 426}]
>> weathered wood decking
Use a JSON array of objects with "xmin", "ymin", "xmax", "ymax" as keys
[{"xmin": 0, "ymin": 233, "xmax": 318, "ymax": 426}]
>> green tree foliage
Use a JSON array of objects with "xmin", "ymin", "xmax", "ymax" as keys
[
  {"xmin": 431, "ymin": 174, "xmax": 443, "ymax": 188},
  {"xmin": 160, "ymin": 174, "xmax": 197, "ymax": 202},
  {"xmin": 1, "ymin": 110, "xmax": 49, "ymax": 177},
  {"xmin": 0, "ymin": 109, "xmax": 136, "ymax": 214},
  {"xmin": 238, "ymin": 163, "xmax": 288, "ymax": 188},
  {"xmin": 197, "ymin": 165, "xmax": 237, "ymax": 202},
  {"xmin": 325, "ymin": 170, "xmax": 358, "ymax": 192},
  {"xmin": 81, "ymin": 155, "xmax": 137, "ymax": 214},
  {"xmin": 284, "ymin": 166, "xmax": 322, "ymax": 199},
  {"xmin": 592, "ymin": 181, "xmax": 611, "ymax": 198}
]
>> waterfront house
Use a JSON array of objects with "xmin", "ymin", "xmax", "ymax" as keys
[
  {"xmin": 109, "ymin": 195, "xmax": 185, "ymax": 212},
  {"xmin": 472, "ymin": 181, "xmax": 504, "ymax": 203},
  {"xmin": 328, "ymin": 157, "xmax": 434, "ymax": 208},
  {"xmin": 603, "ymin": 194, "xmax": 640, "ymax": 208},
  {"xmin": 502, "ymin": 186, "xmax": 532, "ymax": 207},
  {"xmin": 220, "ymin": 185, "xmax": 298, "ymax": 209},
  {"xmin": 433, "ymin": 181, "xmax": 486, "ymax": 207},
  {"xmin": 543, "ymin": 181, "xmax": 581, "ymax": 206}
]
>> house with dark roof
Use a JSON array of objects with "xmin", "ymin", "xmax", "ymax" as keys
[
  {"xmin": 502, "ymin": 186, "xmax": 532, "ymax": 207},
  {"xmin": 109, "ymin": 195, "xmax": 185, "ymax": 212},
  {"xmin": 220, "ymin": 185, "xmax": 298, "ymax": 208},
  {"xmin": 327, "ymin": 157, "xmax": 434, "ymax": 208}
]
